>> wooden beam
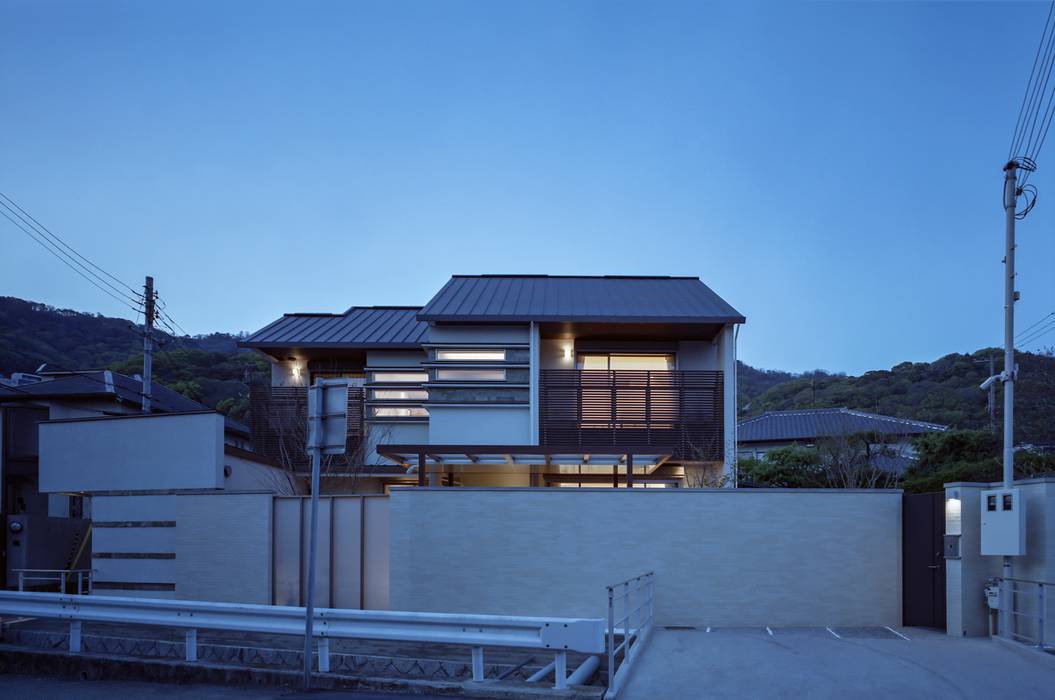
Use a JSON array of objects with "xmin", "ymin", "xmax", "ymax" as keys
[{"xmin": 417, "ymin": 452, "xmax": 426, "ymax": 487}]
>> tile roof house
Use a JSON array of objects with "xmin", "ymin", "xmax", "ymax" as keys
[{"xmin": 242, "ymin": 274, "xmax": 745, "ymax": 490}]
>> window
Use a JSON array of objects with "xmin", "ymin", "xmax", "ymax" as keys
[
  {"xmin": 371, "ymin": 372, "xmax": 428, "ymax": 383},
  {"xmin": 436, "ymin": 349, "xmax": 506, "ymax": 361},
  {"xmin": 372, "ymin": 389, "xmax": 428, "ymax": 401},
  {"xmin": 372, "ymin": 406, "xmax": 429, "ymax": 418},
  {"xmin": 435, "ymin": 369, "xmax": 506, "ymax": 382},
  {"xmin": 577, "ymin": 354, "xmax": 674, "ymax": 370}
]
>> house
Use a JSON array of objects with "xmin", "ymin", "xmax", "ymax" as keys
[
  {"xmin": 736, "ymin": 407, "xmax": 947, "ymax": 472},
  {"xmin": 242, "ymin": 274, "xmax": 745, "ymax": 490},
  {"xmin": 0, "ymin": 370, "xmax": 292, "ymax": 590}
]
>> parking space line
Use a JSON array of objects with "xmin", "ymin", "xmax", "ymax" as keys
[
  {"xmin": 885, "ymin": 626, "xmax": 911, "ymax": 641},
  {"xmin": 825, "ymin": 627, "xmax": 842, "ymax": 639},
  {"xmin": 765, "ymin": 627, "xmax": 774, "ymax": 636},
  {"xmin": 706, "ymin": 627, "xmax": 711, "ymax": 633}
]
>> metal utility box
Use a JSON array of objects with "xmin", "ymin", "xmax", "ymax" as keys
[
  {"xmin": 944, "ymin": 535, "xmax": 961, "ymax": 560},
  {"xmin": 980, "ymin": 488, "xmax": 1026, "ymax": 556}
]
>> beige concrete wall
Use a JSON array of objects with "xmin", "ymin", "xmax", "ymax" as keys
[{"xmin": 389, "ymin": 488, "xmax": 902, "ymax": 626}]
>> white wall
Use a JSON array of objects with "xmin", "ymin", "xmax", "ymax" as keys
[
  {"xmin": 676, "ymin": 340, "xmax": 720, "ymax": 370},
  {"xmin": 389, "ymin": 488, "xmax": 902, "ymax": 627},
  {"xmin": 39, "ymin": 412, "xmax": 224, "ymax": 493},
  {"xmin": 428, "ymin": 406, "xmax": 531, "ymax": 444},
  {"xmin": 427, "ymin": 324, "xmax": 530, "ymax": 344}
]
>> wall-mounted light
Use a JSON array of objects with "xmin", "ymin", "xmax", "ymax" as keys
[
  {"xmin": 291, "ymin": 362, "xmax": 302, "ymax": 378},
  {"xmin": 563, "ymin": 345, "xmax": 573, "ymax": 361},
  {"xmin": 945, "ymin": 491, "xmax": 962, "ymax": 536}
]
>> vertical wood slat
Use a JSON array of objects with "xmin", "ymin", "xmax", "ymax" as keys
[
  {"xmin": 539, "ymin": 370, "xmax": 724, "ymax": 460},
  {"xmin": 249, "ymin": 382, "xmax": 365, "ymax": 469}
]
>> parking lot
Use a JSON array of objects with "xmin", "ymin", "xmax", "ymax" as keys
[{"xmin": 620, "ymin": 626, "xmax": 1055, "ymax": 699}]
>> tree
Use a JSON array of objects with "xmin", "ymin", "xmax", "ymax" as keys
[
  {"xmin": 739, "ymin": 445, "xmax": 825, "ymax": 488},
  {"xmin": 814, "ymin": 431, "xmax": 901, "ymax": 489}
]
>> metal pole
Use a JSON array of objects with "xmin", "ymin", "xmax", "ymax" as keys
[
  {"xmin": 142, "ymin": 276, "xmax": 155, "ymax": 413},
  {"xmin": 1002, "ymin": 162, "xmax": 1018, "ymax": 589},
  {"xmin": 302, "ymin": 446, "xmax": 321, "ymax": 688}
]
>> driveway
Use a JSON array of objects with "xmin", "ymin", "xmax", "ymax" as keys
[{"xmin": 619, "ymin": 626, "xmax": 1055, "ymax": 699}]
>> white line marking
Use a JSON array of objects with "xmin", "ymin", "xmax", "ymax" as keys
[
  {"xmin": 826, "ymin": 627, "xmax": 842, "ymax": 639},
  {"xmin": 706, "ymin": 627, "xmax": 712, "ymax": 633},
  {"xmin": 885, "ymin": 626, "xmax": 911, "ymax": 641},
  {"xmin": 0, "ymin": 617, "xmax": 33, "ymax": 626},
  {"xmin": 766, "ymin": 626, "xmax": 774, "ymax": 636}
]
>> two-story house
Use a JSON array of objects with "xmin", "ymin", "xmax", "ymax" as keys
[{"xmin": 242, "ymin": 275, "xmax": 744, "ymax": 490}]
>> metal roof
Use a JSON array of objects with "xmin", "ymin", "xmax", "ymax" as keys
[
  {"xmin": 242, "ymin": 307, "xmax": 429, "ymax": 349},
  {"xmin": 0, "ymin": 371, "xmax": 207, "ymax": 414},
  {"xmin": 417, "ymin": 275, "xmax": 745, "ymax": 324},
  {"xmin": 737, "ymin": 408, "xmax": 947, "ymax": 443}
]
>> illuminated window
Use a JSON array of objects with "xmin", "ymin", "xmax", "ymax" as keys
[
  {"xmin": 372, "ymin": 389, "xmax": 428, "ymax": 401},
  {"xmin": 371, "ymin": 372, "xmax": 428, "ymax": 383},
  {"xmin": 372, "ymin": 406, "xmax": 429, "ymax": 418},
  {"xmin": 577, "ymin": 354, "xmax": 674, "ymax": 370},
  {"xmin": 435, "ymin": 369, "xmax": 506, "ymax": 382},
  {"xmin": 437, "ymin": 350, "xmax": 506, "ymax": 361}
]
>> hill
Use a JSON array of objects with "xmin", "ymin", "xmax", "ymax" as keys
[
  {"xmin": 2, "ymin": 296, "xmax": 1054, "ymax": 442},
  {"xmin": 742, "ymin": 349, "xmax": 1055, "ymax": 444}
]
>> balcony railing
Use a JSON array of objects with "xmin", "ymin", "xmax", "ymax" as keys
[
  {"xmin": 248, "ymin": 383, "xmax": 365, "ymax": 469},
  {"xmin": 538, "ymin": 370, "xmax": 724, "ymax": 460}
]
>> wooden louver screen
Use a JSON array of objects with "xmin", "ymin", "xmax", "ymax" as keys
[
  {"xmin": 539, "ymin": 369, "xmax": 724, "ymax": 461},
  {"xmin": 248, "ymin": 383, "xmax": 365, "ymax": 469}
]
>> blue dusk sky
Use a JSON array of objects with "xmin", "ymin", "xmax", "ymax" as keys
[{"xmin": 2, "ymin": 1, "xmax": 1054, "ymax": 375}]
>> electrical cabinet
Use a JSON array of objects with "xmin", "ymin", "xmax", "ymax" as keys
[{"xmin": 980, "ymin": 488, "xmax": 1026, "ymax": 556}]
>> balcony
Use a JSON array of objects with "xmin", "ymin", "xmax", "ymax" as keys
[
  {"xmin": 248, "ymin": 383, "xmax": 366, "ymax": 469},
  {"xmin": 538, "ymin": 369, "xmax": 724, "ymax": 461}
]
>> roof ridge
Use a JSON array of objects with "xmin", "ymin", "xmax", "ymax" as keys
[{"xmin": 451, "ymin": 274, "xmax": 700, "ymax": 280}]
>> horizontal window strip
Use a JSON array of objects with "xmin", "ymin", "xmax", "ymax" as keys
[
  {"xmin": 92, "ymin": 521, "xmax": 176, "ymax": 528},
  {"xmin": 92, "ymin": 581, "xmax": 176, "ymax": 591},
  {"xmin": 92, "ymin": 552, "xmax": 176, "ymax": 560}
]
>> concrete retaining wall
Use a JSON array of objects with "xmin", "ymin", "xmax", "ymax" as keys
[{"xmin": 389, "ymin": 487, "xmax": 902, "ymax": 627}]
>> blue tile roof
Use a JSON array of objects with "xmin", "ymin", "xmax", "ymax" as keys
[
  {"xmin": 738, "ymin": 408, "xmax": 947, "ymax": 443},
  {"xmin": 242, "ymin": 307, "xmax": 428, "ymax": 349},
  {"xmin": 418, "ymin": 275, "xmax": 745, "ymax": 324}
]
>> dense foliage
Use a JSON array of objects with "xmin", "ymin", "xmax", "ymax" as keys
[
  {"xmin": 741, "ymin": 349, "xmax": 1055, "ymax": 445},
  {"xmin": 0, "ymin": 297, "xmax": 263, "ymax": 422}
]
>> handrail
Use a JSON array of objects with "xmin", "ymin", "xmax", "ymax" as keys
[
  {"xmin": 995, "ymin": 577, "xmax": 1050, "ymax": 650},
  {"xmin": 604, "ymin": 572, "xmax": 655, "ymax": 699},
  {"xmin": 0, "ymin": 591, "xmax": 604, "ymax": 687},
  {"xmin": 13, "ymin": 568, "xmax": 94, "ymax": 595}
]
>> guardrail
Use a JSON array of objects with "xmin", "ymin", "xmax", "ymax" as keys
[
  {"xmin": 605, "ymin": 572, "xmax": 655, "ymax": 699},
  {"xmin": 0, "ymin": 591, "xmax": 605, "ymax": 688},
  {"xmin": 996, "ymin": 577, "xmax": 1052, "ymax": 651},
  {"xmin": 14, "ymin": 569, "xmax": 93, "ymax": 595}
]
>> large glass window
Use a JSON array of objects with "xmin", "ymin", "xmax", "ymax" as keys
[
  {"xmin": 436, "ymin": 349, "xmax": 506, "ymax": 361},
  {"xmin": 371, "ymin": 389, "xmax": 428, "ymax": 401},
  {"xmin": 372, "ymin": 406, "xmax": 429, "ymax": 418},
  {"xmin": 371, "ymin": 372, "xmax": 429, "ymax": 383},
  {"xmin": 577, "ymin": 354, "xmax": 674, "ymax": 370},
  {"xmin": 435, "ymin": 369, "xmax": 506, "ymax": 381}
]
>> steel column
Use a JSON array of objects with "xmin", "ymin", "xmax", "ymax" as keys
[{"xmin": 471, "ymin": 646, "xmax": 485, "ymax": 681}]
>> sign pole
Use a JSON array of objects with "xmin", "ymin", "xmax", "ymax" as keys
[{"xmin": 303, "ymin": 390, "xmax": 322, "ymax": 688}]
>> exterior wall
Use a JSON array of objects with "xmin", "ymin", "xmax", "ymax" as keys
[
  {"xmin": 366, "ymin": 349, "xmax": 427, "ymax": 368},
  {"xmin": 271, "ymin": 359, "xmax": 307, "ymax": 387},
  {"xmin": 389, "ymin": 488, "xmax": 902, "ymax": 626},
  {"xmin": 676, "ymin": 340, "xmax": 720, "ymax": 370},
  {"xmin": 715, "ymin": 324, "xmax": 737, "ymax": 482},
  {"xmin": 427, "ymin": 406, "xmax": 531, "ymax": 444},
  {"xmin": 39, "ymin": 412, "xmax": 225, "ymax": 493},
  {"xmin": 92, "ymin": 492, "xmax": 273, "ymax": 604},
  {"xmin": 427, "ymin": 324, "xmax": 530, "ymax": 344},
  {"xmin": 364, "ymin": 421, "xmax": 427, "ymax": 466},
  {"xmin": 946, "ymin": 478, "xmax": 1055, "ymax": 638},
  {"xmin": 539, "ymin": 338, "xmax": 574, "ymax": 371},
  {"xmin": 223, "ymin": 453, "xmax": 304, "ymax": 494}
]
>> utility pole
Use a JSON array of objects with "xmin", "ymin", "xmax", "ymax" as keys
[
  {"xmin": 1001, "ymin": 161, "xmax": 1018, "ymax": 589},
  {"xmin": 142, "ymin": 276, "xmax": 155, "ymax": 413}
]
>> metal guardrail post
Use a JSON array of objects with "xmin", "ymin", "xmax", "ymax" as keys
[
  {"xmin": 607, "ymin": 586, "xmax": 615, "ymax": 687},
  {"xmin": 1038, "ymin": 583, "xmax": 1046, "ymax": 650},
  {"xmin": 18, "ymin": 572, "xmax": 24, "ymax": 592},
  {"xmin": 471, "ymin": 646, "xmax": 484, "ymax": 681},
  {"xmin": 318, "ymin": 638, "xmax": 330, "ymax": 672},
  {"xmin": 623, "ymin": 581, "xmax": 631, "ymax": 661},
  {"xmin": 185, "ymin": 629, "xmax": 197, "ymax": 662},
  {"xmin": 554, "ymin": 650, "xmax": 567, "ymax": 690},
  {"xmin": 77, "ymin": 571, "xmax": 84, "ymax": 596},
  {"xmin": 60, "ymin": 573, "xmax": 66, "ymax": 595},
  {"xmin": 69, "ymin": 620, "xmax": 82, "ymax": 653}
]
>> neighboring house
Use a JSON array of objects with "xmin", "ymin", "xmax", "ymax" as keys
[
  {"xmin": 242, "ymin": 274, "xmax": 745, "ymax": 490},
  {"xmin": 736, "ymin": 407, "xmax": 947, "ymax": 473},
  {"xmin": 0, "ymin": 370, "xmax": 285, "ymax": 590}
]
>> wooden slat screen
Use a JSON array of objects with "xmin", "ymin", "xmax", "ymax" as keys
[
  {"xmin": 248, "ymin": 382, "xmax": 365, "ymax": 469},
  {"xmin": 539, "ymin": 369, "xmax": 724, "ymax": 460}
]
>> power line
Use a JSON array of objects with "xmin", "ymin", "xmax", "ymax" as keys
[
  {"xmin": 1011, "ymin": 1, "xmax": 1055, "ymax": 159},
  {"xmin": 1016, "ymin": 310, "xmax": 1055, "ymax": 339},
  {"xmin": 0, "ymin": 192, "xmax": 142, "ymax": 300},
  {"xmin": 0, "ymin": 207, "xmax": 143, "ymax": 313},
  {"xmin": 1018, "ymin": 317, "xmax": 1055, "ymax": 347}
]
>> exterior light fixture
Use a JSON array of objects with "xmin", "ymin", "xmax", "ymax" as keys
[{"xmin": 563, "ymin": 346, "xmax": 573, "ymax": 361}]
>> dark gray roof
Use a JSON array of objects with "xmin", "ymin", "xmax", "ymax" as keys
[
  {"xmin": 0, "ymin": 371, "xmax": 204, "ymax": 413},
  {"xmin": 242, "ymin": 307, "xmax": 429, "ymax": 349},
  {"xmin": 738, "ymin": 408, "xmax": 947, "ymax": 443},
  {"xmin": 417, "ymin": 275, "xmax": 745, "ymax": 324}
]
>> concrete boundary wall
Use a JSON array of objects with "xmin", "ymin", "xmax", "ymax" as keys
[{"xmin": 389, "ymin": 488, "xmax": 902, "ymax": 627}]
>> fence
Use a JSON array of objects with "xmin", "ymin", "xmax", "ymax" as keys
[
  {"xmin": 606, "ymin": 572, "xmax": 655, "ymax": 699},
  {"xmin": 996, "ymin": 577, "xmax": 1052, "ymax": 650},
  {"xmin": 0, "ymin": 591, "xmax": 605, "ymax": 688},
  {"xmin": 14, "ymin": 568, "xmax": 93, "ymax": 595}
]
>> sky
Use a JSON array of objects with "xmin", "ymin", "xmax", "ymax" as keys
[{"xmin": 2, "ymin": 0, "xmax": 1054, "ymax": 375}]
